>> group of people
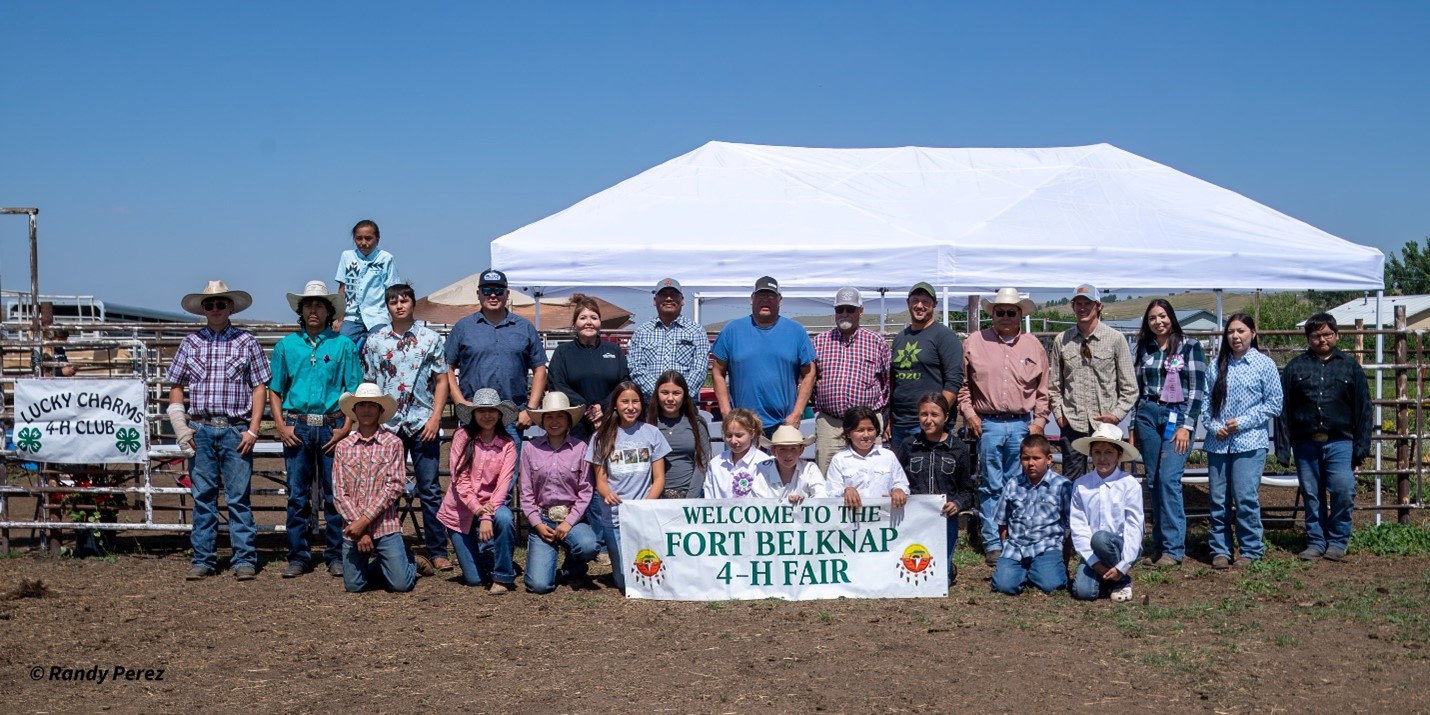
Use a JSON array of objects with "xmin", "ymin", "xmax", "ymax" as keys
[{"xmin": 162, "ymin": 219, "xmax": 1373, "ymax": 600}]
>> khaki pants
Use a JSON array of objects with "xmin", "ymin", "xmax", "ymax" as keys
[{"xmin": 815, "ymin": 411, "xmax": 886, "ymax": 474}]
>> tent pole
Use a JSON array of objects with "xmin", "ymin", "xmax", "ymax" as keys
[
  {"xmin": 1214, "ymin": 289, "xmax": 1223, "ymax": 327},
  {"xmin": 879, "ymin": 288, "xmax": 887, "ymax": 333},
  {"xmin": 941, "ymin": 288, "xmax": 948, "ymax": 326},
  {"xmin": 694, "ymin": 295, "xmax": 701, "ymax": 325},
  {"xmin": 1375, "ymin": 289, "xmax": 1384, "ymax": 525}
]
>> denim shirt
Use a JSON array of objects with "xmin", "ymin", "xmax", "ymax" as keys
[{"xmin": 1203, "ymin": 348, "xmax": 1283, "ymax": 455}]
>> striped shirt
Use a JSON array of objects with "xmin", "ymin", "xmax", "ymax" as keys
[
  {"xmin": 165, "ymin": 325, "xmax": 271, "ymax": 419},
  {"xmin": 813, "ymin": 327, "xmax": 891, "ymax": 415},
  {"xmin": 1134, "ymin": 337, "xmax": 1209, "ymax": 430},
  {"xmin": 993, "ymin": 471, "xmax": 1072, "ymax": 561},
  {"xmin": 332, "ymin": 429, "xmax": 407, "ymax": 540}
]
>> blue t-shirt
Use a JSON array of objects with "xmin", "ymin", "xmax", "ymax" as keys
[
  {"xmin": 334, "ymin": 248, "xmax": 401, "ymax": 329},
  {"xmin": 711, "ymin": 316, "xmax": 815, "ymax": 429}
]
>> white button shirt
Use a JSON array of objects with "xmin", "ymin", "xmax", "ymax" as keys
[
  {"xmin": 1069, "ymin": 468, "xmax": 1144, "ymax": 573},
  {"xmin": 825, "ymin": 446, "xmax": 910, "ymax": 499}
]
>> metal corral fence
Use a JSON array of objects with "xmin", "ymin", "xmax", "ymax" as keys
[{"xmin": 1, "ymin": 310, "xmax": 1424, "ymax": 553}]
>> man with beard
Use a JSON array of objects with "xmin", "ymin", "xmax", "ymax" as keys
[
  {"xmin": 812, "ymin": 287, "xmax": 890, "ymax": 472},
  {"xmin": 888, "ymin": 282, "xmax": 963, "ymax": 447}
]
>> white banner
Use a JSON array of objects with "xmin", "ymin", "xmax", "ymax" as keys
[
  {"xmin": 619, "ymin": 496, "xmax": 948, "ymax": 601},
  {"xmin": 13, "ymin": 379, "xmax": 149, "ymax": 464}
]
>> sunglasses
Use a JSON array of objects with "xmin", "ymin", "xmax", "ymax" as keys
[
  {"xmin": 480, "ymin": 287, "xmax": 505, "ymax": 297},
  {"xmin": 835, "ymin": 306, "xmax": 860, "ymax": 314},
  {"xmin": 993, "ymin": 309, "xmax": 1020, "ymax": 318},
  {"xmin": 201, "ymin": 299, "xmax": 231, "ymax": 311},
  {"xmin": 1080, "ymin": 341, "xmax": 1093, "ymax": 361}
]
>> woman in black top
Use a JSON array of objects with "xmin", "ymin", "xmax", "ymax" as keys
[
  {"xmin": 547, "ymin": 294, "xmax": 630, "ymax": 441},
  {"xmin": 896, "ymin": 392, "xmax": 976, "ymax": 584}
]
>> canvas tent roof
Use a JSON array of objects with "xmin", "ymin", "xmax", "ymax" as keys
[{"xmin": 489, "ymin": 141, "xmax": 1383, "ymax": 296}]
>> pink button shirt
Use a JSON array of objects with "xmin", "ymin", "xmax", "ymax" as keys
[{"xmin": 437, "ymin": 429, "xmax": 516, "ymax": 535}]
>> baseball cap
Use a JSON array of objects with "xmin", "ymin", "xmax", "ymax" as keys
[
  {"xmin": 834, "ymin": 286, "xmax": 862, "ymax": 307},
  {"xmin": 1071, "ymin": 284, "xmax": 1102, "ymax": 302},
  {"xmin": 909, "ymin": 282, "xmax": 937, "ymax": 299},
  {"xmin": 478, "ymin": 269, "xmax": 508, "ymax": 289},
  {"xmin": 753, "ymin": 276, "xmax": 781, "ymax": 295},
  {"xmin": 653, "ymin": 278, "xmax": 683, "ymax": 296}
]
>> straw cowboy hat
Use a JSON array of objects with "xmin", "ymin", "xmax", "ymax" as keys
[
  {"xmin": 339, "ymin": 382, "xmax": 397, "ymax": 425},
  {"xmin": 286, "ymin": 279, "xmax": 344, "ymax": 322},
  {"xmin": 181, "ymin": 280, "xmax": 253, "ymax": 316},
  {"xmin": 528, "ymin": 391, "xmax": 584, "ymax": 423},
  {"xmin": 979, "ymin": 287, "xmax": 1036, "ymax": 316},
  {"xmin": 1071, "ymin": 422, "xmax": 1141, "ymax": 462},
  {"xmin": 763, "ymin": 424, "xmax": 816, "ymax": 449},
  {"xmin": 455, "ymin": 388, "xmax": 520, "ymax": 426}
]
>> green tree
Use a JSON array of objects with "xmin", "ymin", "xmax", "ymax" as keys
[{"xmin": 1384, "ymin": 237, "xmax": 1430, "ymax": 295}]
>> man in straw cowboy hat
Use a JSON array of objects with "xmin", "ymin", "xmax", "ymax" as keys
[
  {"xmin": 268, "ymin": 279, "xmax": 364, "ymax": 579},
  {"xmin": 331, "ymin": 382, "xmax": 431, "ymax": 592},
  {"xmin": 1068, "ymin": 423, "xmax": 1144, "ymax": 603},
  {"xmin": 519, "ymin": 391, "xmax": 600, "ymax": 593},
  {"xmin": 958, "ymin": 287, "xmax": 1050, "ymax": 566},
  {"xmin": 166, "ymin": 280, "xmax": 270, "ymax": 581}
]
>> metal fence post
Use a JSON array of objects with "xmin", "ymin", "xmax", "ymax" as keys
[{"xmin": 1395, "ymin": 306, "xmax": 1410, "ymax": 524}]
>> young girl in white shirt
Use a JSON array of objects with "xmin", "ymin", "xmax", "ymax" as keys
[
  {"xmin": 826, "ymin": 406, "xmax": 909, "ymax": 509},
  {"xmin": 703, "ymin": 408, "xmax": 777, "ymax": 499}
]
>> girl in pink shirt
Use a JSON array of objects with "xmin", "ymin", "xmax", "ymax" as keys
[{"xmin": 437, "ymin": 388, "xmax": 518, "ymax": 594}]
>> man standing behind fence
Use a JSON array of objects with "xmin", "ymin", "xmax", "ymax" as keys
[
  {"xmin": 1284, "ymin": 313, "xmax": 1372, "ymax": 562},
  {"xmin": 166, "ymin": 280, "xmax": 271, "ymax": 582}
]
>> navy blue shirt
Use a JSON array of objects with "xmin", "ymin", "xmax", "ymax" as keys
[{"xmin": 445, "ymin": 310, "xmax": 548, "ymax": 405}]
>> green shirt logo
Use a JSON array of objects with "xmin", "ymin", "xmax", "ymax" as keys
[{"xmin": 893, "ymin": 341, "xmax": 922, "ymax": 370}]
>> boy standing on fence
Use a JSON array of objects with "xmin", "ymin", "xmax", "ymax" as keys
[
  {"xmin": 166, "ymin": 280, "xmax": 270, "ymax": 581},
  {"xmin": 334, "ymin": 219, "xmax": 402, "ymax": 350}
]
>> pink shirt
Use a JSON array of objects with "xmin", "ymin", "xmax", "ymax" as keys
[
  {"xmin": 437, "ymin": 429, "xmax": 516, "ymax": 534},
  {"xmin": 519, "ymin": 435, "xmax": 593, "ymax": 527},
  {"xmin": 957, "ymin": 328, "xmax": 1050, "ymax": 430},
  {"xmin": 332, "ymin": 429, "xmax": 406, "ymax": 540}
]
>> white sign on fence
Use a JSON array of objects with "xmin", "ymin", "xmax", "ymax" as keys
[
  {"xmin": 618, "ymin": 496, "xmax": 948, "ymax": 601},
  {"xmin": 13, "ymin": 379, "xmax": 149, "ymax": 464}
]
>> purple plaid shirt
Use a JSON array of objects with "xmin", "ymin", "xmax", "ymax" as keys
[
  {"xmin": 813, "ymin": 327, "xmax": 891, "ymax": 415},
  {"xmin": 165, "ymin": 325, "xmax": 271, "ymax": 419}
]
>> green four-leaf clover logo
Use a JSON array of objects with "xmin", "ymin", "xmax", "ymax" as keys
[
  {"xmin": 16, "ymin": 426, "xmax": 42, "ymax": 453},
  {"xmin": 115, "ymin": 427, "xmax": 142, "ymax": 454}
]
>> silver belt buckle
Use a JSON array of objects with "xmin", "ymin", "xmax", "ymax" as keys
[
  {"xmin": 209, "ymin": 416, "xmax": 231, "ymax": 429},
  {"xmin": 305, "ymin": 414, "xmax": 326, "ymax": 427},
  {"xmin": 543, "ymin": 505, "xmax": 570, "ymax": 524}
]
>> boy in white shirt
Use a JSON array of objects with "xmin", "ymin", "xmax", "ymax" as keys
[
  {"xmin": 1068, "ymin": 423, "xmax": 1145, "ymax": 602},
  {"xmin": 758, "ymin": 425, "xmax": 826, "ymax": 503}
]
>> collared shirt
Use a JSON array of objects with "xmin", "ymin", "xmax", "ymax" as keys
[
  {"xmin": 1049, "ymin": 321, "xmax": 1138, "ymax": 433},
  {"xmin": 757, "ymin": 459, "xmax": 827, "ymax": 500},
  {"xmin": 332, "ymin": 429, "xmax": 406, "ymax": 540},
  {"xmin": 1134, "ymin": 337, "xmax": 1209, "ymax": 431},
  {"xmin": 1070, "ymin": 469, "xmax": 1144, "ymax": 574},
  {"xmin": 165, "ymin": 325, "xmax": 271, "ymax": 419},
  {"xmin": 705, "ymin": 447, "xmax": 778, "ymax": 499},
  {"xmin": 896, "ymin": 432, "xmax": 976, "ymax": 512},
  {"xmin": 518, "ymin": 435, "xmax": 593, "ymax": 527},
  {"xmin": 711, "ymin": 316, "xmax": 817, "ymax": 429},
  {"xmin": 627, "ymin": 315, "xmax": 710, "ymax": 398},
  {"xmin": 438, "ymin": 431, "xmax": 517, "ymax": 534},
  {"xmin": 445, "ymin": 309, "xmax": 547, "ymax": 405},
  {"xmin": 825, "ymin": 445, "xmax": 910, "ymax": 498},
  {"xmin": 1203, "ymin": 348, "xmax": 1283, "ymax": 455},
  {"xmin": 813, "ymin": 326, "xmax": 891, "ymax": 415},
  {"xmin": 992, "ymin": 471, "xmax": 1072, "ymax": 561},
  {"xmin": 957, "ymin": 328, "xmax": 1050, "ymax": 429},
  {"xmin": 268, "ymin": 329, "xmax": 364, "ymax": 415},
  {"xmin": 1282, "ymin": 348, "xmax": 1373, "ymax": 459},
  {"xmin": 334, "ymin": 248, "xmax": 401, "ymax": 329},
  {"xmin": 362, "ymin": 322, "xmax": 449, "ymax": 435}
]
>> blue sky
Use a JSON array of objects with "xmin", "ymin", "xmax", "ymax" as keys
[{"xmin": 1, "ymin": 2, "xmax": 1426, "ymax": 322}]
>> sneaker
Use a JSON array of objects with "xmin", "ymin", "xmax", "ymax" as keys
[
  {"xmin": 432, "ymin": 556, "xmax": 454, "ymax": 572},
  {"xmin": 1323, "ymin": 546, "xmax": 1347, "ymax": 562},
  {"xmin": 186, "ymin": 565, "xmax": 215, "ymax": 581},
  {"xmin": 984, "ymin": 550, "xmax": 1002, "ymax": 567},
  {"xmin": 1211, "ymin": 555, "xmax": 1231, "ymax": 570},
  {"xmin": 1111, "ymin": 585, "xmax": 1133, "ymax": 603},
  {"xmin": 488, "ymin": 582, "xmax": 514, "ymax": 596},
  {"xmin": 1232, "ymin": 556, "xmax": 1255, "ymax": 568},
  {"xmin": 233, "ymin": 564, "xmax": 257, "ymax": 581},
  {"xmin": 281, "ymin": 561, "xmax": 309, "ymax": 579},
  {"xmin": 1297, "ymin": 547, "xmax": 1325, "ymax": 561},
  {"xmin": 415, "ymin": 555, "xmax": 435, "ymax": 578},
  {"xmin": 328, "ymin": 561, "xmax": 344, "ymax": 578}
]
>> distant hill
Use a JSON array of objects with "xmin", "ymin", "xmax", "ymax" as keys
[{"xmin": 1038, "ymin": 291, "xmax": 1260, "ymax": 320}]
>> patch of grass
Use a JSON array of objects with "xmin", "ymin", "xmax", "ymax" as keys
[
  {"xmin": 817, "ymin": 609, "xmax": 832, "ymax": 624},
  {"xmin": 1307, "ymin": 576, "xmax": 1430, "ymax": 643},
  {"xmin": 1349, "ymin": 523, "xmax": 1430, "ymax": 556},
  {"xmin": 952, "ymin": 546, "xmax": 981, "ymax": 567},
  {"xmin": 705, "ymin": 600, "xmax": 728, "ymax": 611},
  {"xmin": 569, "ymin": 594, "xmax": 607, "ymax": 609},
  {"xmin": 1237, "ymin": 556, "xmax": 1308, "ymax": 597},
  {"xmin": 912, "ymin": 612, "xmax": 929, "ymax": 624},
  {"xmin": 2, "ymin": 549, "xmax": 24, "ymax": 559},
  {"xmin": 1135, "ymin": 568, "xmax": 1170, "ymax": 585}
]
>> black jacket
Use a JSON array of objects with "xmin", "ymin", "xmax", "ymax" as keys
[
  {"xmin": 896, "ymin": 432, "xmax": 976, "ymax": 512},
  {"xmin": 1281, "ymin": 348, "xmax": 1373, "ymax": 464}
]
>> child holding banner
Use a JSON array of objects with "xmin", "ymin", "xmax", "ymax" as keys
[
  {"xmin": 896, "ymin": 393, "xmax": 975, "ymax": 585},
  {"xmin": 825, "ymin": 406, "xmax": 909, "ymax": 510},
  {"xmin": 437, "ymin": 388, "xmax": 519, "ymax": 594},
  {"xmin": 757, "ymin": 425, "xmax": 824, "ymax": 503},
  {"xmin": 1068, "ymin": 424, "xmax": 1144, "ymax": 603},
  {"xmin": 588, "ymin": 381, "xmax": 669, "ymax": 594},
  {"xmin": 704, "ymin": 408, "xmax": 777, "ymax": 499},
  {"xmin": 990, "ymin": 434, "xmax": 1072, "ymax": 596}
]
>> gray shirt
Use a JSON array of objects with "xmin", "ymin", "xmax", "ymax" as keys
[{"xmin": 655, "ymin": 412, "xmax": 712, "ymax": 497}]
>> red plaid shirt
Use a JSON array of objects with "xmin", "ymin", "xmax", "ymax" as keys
[
  {"xmin": 332, "ymin": 429, "xmax": 406, "ymax": 539},
  {"xmin": 813, "ymin": 327, "xmax": 891, "ymax": 415},
  {"xmin": 165, "ymin": 326, "xmax": 271, "ymax": 419}
]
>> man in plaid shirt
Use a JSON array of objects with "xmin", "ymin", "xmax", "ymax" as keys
[
  {"xmin": 166, "ymin": 280, "xmax": 271, "ymax": 582},
  {"xmin": 628, "ymin": 278, "xmax": 710, "ymax": 399},
  {"xmin": 812, "ymin": 287, "xmax": 890, "ymax": 472}
]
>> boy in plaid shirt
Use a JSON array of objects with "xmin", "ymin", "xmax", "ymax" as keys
[{"xmin": 990, "ymin": 434, "xmax": 1072, "ymax": 595}]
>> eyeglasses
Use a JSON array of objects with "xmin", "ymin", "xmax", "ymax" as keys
[
  {"xmin": 201, "ymin": 299, "xmax": 230, "ymax": 311},
  {"xmin": 1308, "ymin": 330, "xmax": 1337, "ymax": 342},
  {"xmin": 835, "ymin": 306, "xmax": 860, "ymax": 314},
  {"xmin": 993, "ymin": 309, "xmax": 1020, "ymax": 318},
  {"xmin": 480, "ymin": 287, "xmax": 505, "ymax": 297}
]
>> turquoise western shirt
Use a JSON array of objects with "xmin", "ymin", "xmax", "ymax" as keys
[{"xmin": 269, "ymin": 328, "xmax": 364, "ymax": 415}]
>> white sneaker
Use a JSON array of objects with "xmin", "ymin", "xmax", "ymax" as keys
[{"xmin": 1111, "ymin": 585, "xmax": 1133, "ymax": 603}]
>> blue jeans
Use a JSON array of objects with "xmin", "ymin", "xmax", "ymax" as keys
[
  {"xmin": 189, "ymin": 424, "xmax": 257, "ymax": 570},
  {"xmin": 890, "ymin": 423, "xmax": 923, "ymax": 450},
  {"xmin": 283, "ymin": 419, "xmax": 343, "ymax": 567},
  {"xmin": 524, "ymin": 517, "xmax": 599, "ymax": 593},
  {"xmin": 1072, "ymin": 531, "xmax": 1135, "ymax": 600},
  {"xmin": 1294, "ymin": 439, "xmax": 1355, "ymax": 552},
  {"xmin": 976, "ymin": 415, "xmax": 1030, "ymax": 554},
  {"xmin": 338, "ymin": 319, "xmax": 382, "ymax": 353},
  {"xmin": 585, "ymin": 495, "xmax": 609, "ymax": 553},
  {"xmin": 449, "ymin": 505, "xmax": 516, "ymax": 586},
  {"xmin": 399, "ymin": 430, "xmax": 447, "ymax": 560},
  {"xmin": 1133, "ymin": 402, "xmax": 1190, "ymax": 562},
  {"xmin": 991, "ymin": 548, "xmax": 1067, "ymax": 595},
  {"xmin": 943, "ymin": 515, "xmax": 960, "ymax": 568},
  {"xmin": 602, "ymin": 515, "xmax": 626, "ymax": 593},
  {"xmin": 1207, "ymin": 449, "xmax": 1266, "ymax": 559},
  {"xmin": 341, "ymin": 532, "xmax": 416, "ymax": 593}
]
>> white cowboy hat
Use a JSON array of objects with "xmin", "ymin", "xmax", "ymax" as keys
[
  {"xmin": 763, "ymin": 424, "xmax": 816, "ymax": 449},
  {"xmin": 979, "ymin": 287, "xmax": 1036, "ymax": 316},
  {"xmin": 181, "ymin": 280, "xmax": 253, "ymax": 316},
  {"xmin": 529, "ymin": 391, "xmax": 584, "ymax": 423},
  {"xmin": 339, "ymin": 382, "xmax": 398, "ymax": 425},
  {"xmin": 286, "ymin": 279, "xmax": 344, "ymax": 322},
  {"xmin": 1071, "ymin": 422, "xmax": 1141, "ymax": 462},
  {"xmin": 455, "ymin": 388, "xmax": 520, "ymax": 426}
]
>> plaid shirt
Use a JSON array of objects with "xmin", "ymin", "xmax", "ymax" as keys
[
  {"xmin": 627, "ymin": 316, "xmax": 710, "ymax": 397},
  {"xmin": 813, "ymin": 327, "xmax": 890, "ymax": 415},
  {"xmin": 993, "ymin": 471, "xmax": 1072, "ymax": 561},
  {"xmin": 332, "ymin": 429, "xmax": 407, "ymax": 539},
  {"xmin": 1134, "ymin": 337, "xmax": 1209, "ymax": 430},
  {"xmin": 164, "ymin": 325, "xmax": 271, "ymax": 419},
  {"xmin": 1050, "ymin": 321, "xmax": 1139, "ymax": 433}
]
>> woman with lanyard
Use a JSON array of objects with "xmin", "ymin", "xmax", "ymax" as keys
[
  {"xmin": 1131, "ymin": 299, "xmax": 1207, "ymax": 568},
  {"xmin": 547, "ymin": 294, "xmax": 631, "ymax": 442}
]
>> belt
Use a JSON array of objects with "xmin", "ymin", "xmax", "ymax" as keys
[
  {"xmin": 191, "ymin": 415, "xmax": 244, "ymax": 428},
  {"xmin": 285, "ymin": 411, "xmax": 344, "ymax": 427},
  {"xmin": 1311, "ymin": 432, "xmax": 1331, "ymax": 442},
  {"xmin": 979, "ymin": 412, "xmax": 1028, "ymax": 421},
  {"xmin": 542, "ymin": 505, "xmax": 572, "ymax": 523},
  {"xmin": 1147, "ymin": 398, "xmax": 1184, "ymax": 408}
]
